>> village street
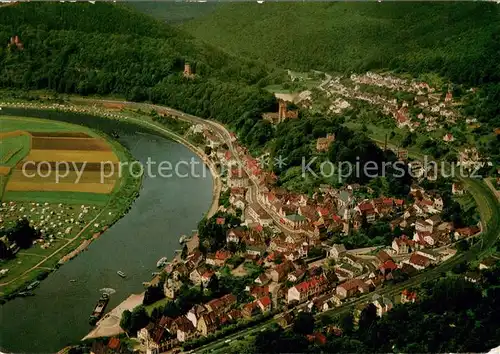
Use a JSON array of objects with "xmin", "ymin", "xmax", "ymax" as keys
[{"xmin": 73, "ymin": 98, "xmax": 314, "ymax": 237}]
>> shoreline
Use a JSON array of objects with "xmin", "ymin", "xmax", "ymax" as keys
[
  {"xmin": 0, "ymin": 100, "xmax": 221, "ymax": 302},
  {"xmin": 0, "ymin": 109, "xmax": 144, "ymax": 301}
]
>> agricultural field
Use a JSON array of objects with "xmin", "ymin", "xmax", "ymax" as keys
[
  {"xmin": 0, "ymin": 116, "xmax": 120, "ymax": 202},
  {"xmin": 0, "ymin": 115, "xmax": 141, "ymax": 297}
]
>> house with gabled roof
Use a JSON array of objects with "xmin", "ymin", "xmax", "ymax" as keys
[
  {"xmin": 242, "ymin": 301, "xmax": 261, "ymax": 318},
  {"xmin": 405, "ymin": 253, "xmax": 432, "ymax": 270},
  {"xmin": 197, "ymin": 312, "xmax": 218, "ymax": 337},
  {"xmin": 392, "ymin": 235, "xmax": 415, "ymax": 254},
  {"xmin": 372, "ymin": 294, "xmax": 393, "ymax": 317},
  {"xmin": 336, "ymin": 278, "xmax": 369, "ymax": 299},
  {"xmin": 401, "ymin": 289, "xmax": 417, "ymax": 304},
  {"xmin": 257, "ymin": 296, "xmax": 272, "ymax": 312},
  {"xmin": 186, "ymin": 305, "xmax": 206, "ymax": 328},
  {"xmin": 287, "ymin": 275, "xmax": 327, "ymax": 303}
]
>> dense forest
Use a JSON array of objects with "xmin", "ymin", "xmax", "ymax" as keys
[
  {"xmin": 0, "ymin": 2, "xmax": 280, "ymax": 149},
  {"xmin": 168, "ymin": 2, "xmax": 500, "ymax": 166},
  {"xmin": 180, "ymin": 2, "xmax": 500, "ymax": 87}
]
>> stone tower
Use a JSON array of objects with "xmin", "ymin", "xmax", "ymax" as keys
[
  {"xmin": 278, "ymin": 100, "xmax": 287, "ymax": 121},
  {"xmin": 183, "ymin": 63, "xmax": 192, "ymax": 77}
]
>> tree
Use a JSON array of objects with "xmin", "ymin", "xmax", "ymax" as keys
[
  {"xmin": 143, "ymin": 284, "xmax": 165, "ymax": 306},
  {"xmin": 292, "ymin": 312, "xmax": 314, "ymax": 335},
  {"xmin": 358, "ymin": 303, "xmax": 378, "ymax": 332},
  {"xmin": 129, "ymin": 305, "xmax": 150, "ymax": 333},
  {"xmin": 0, "ymin": 239, "xmax": 12, "ymax": 260},
  {"xmin": 5, "ymin": 219, "xmax": 39, "ymax": 249},
  {"xmin": 120, "ymin": 309, "xmax": 132, "ymax": 332},
  {"xmin": 207, "ymin": 274, "xmax": 220, "ymax": 295},
  {"xmin": 181, "ymin": 244, "xmax": 188, "ymax": 260},
  {"xmin": 339, "ymin": 312, "xmax": 354, "ymax": 333}
]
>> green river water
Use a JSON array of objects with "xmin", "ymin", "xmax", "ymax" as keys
[{"xmin": 0, "ymin": 108, "xmax": 213, "ymax": 353}]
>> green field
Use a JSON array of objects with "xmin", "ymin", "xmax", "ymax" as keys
[
  {"xmin": 0, "ymin": 115, "xmax": 95, "ymax": 134},
  {"xmin": 1, "ymin": 191, "xmax": 110, "ymax": 205},
  {"xmin": 0, "ymin": 116, "xmax": 113, "ymax": 204},
  {"xmin": 0, "ymin": 134, "xmax": 30, "ymax": 166},
  {"xmin": 0, "ymin": 113, "xmax": 142, "ymax": 298}
]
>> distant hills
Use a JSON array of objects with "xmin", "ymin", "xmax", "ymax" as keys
[
  {"xmin": 178, "ymin": 2, "xmax": 500, "ymax": 86},
  {"xmin": 0, "ymin": 2, "xmax": 278, "ymax": 140}
]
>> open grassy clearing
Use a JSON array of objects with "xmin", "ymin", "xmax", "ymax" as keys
[
  {"xmin": 1, "ymin": 116, "xmax": 120, "ymax": 202},
  {"xmin": 0, "ymin": 115, "xmax": 96, "ymax": 134},
  {"xmin": 1, "ymin": 191, "xmax": 110, "ymax": 205},
  {"xmin": 0, "ymin": 113, "xmax": 142, "ymax": 297},
  {"xmin": 0, "ymin": 134, "xmax": 30, "ymax": 166}
]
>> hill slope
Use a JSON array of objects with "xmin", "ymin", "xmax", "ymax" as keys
[
  {"xmin": 180, "ymin": 2, "xmax": 500, "ymax": 86},
  {"xmin": 0, "ymin": 2, "xmax": 278, "ymax": 146}
]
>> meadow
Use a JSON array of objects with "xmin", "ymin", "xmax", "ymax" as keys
[
  {"xmin": 0, "ymin": 114, "xmax": 142, "ymax": 298},
  {"xmin": 0, "ymin": 116, "xmax": 120, "ymax": 202}
]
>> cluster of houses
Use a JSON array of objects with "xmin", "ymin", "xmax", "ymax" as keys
[
  {"xmin": 135, "ymin": 292, "xmax": 253, "ymax": 352},
  {"xmin": 323, "ymin": 72, "xmax": 461, "ymax": 133}
]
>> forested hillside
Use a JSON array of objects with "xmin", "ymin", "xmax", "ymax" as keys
[
  {"xmin": 180, "ymin": 2, "xmax": 500, "ymax": 86},
  {"xmin": 0, "ymin": 2, "xmax": 279, "ymax": 145}
]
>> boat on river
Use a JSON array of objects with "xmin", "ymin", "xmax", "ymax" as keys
[
  {"xmin": 117, "ymin": 271, "xmax": 126, "ymax": 278},
  {"xmin": 26, "ymin": 281, "xmax": 40, "ymax": 291},
  {"xmin": 89, "ymin": 293, "xmax": 109, "ymax": 326},
  {"xmin": 156, "ymin": 256, "xmax": 168, "ymax": 268},
  {"xmin": 18, "ymin": 291, "xmax": 34, "ymax": 297}
]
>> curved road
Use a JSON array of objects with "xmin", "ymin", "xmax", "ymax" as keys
[{"xmin": 70, "ymin": 98, "xmax": 500, "ymax": 354}]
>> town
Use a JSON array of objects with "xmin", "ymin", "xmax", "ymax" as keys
[{"xmin": 78, "ymin": 81, "xmax": 492, "ymax": 352}]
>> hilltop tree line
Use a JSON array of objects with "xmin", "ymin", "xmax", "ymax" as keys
[
  {"xmin": 0, "ymin": 2, "xmax": 280, "ymax": 153},
  {"xmin": 181, "ymin": 2, "xmax": 500, "ymax": 87}
]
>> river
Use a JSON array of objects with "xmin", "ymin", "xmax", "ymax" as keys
[{"xmin": 0, "ymin": 110, "xmax": 213, "ymax": 353}]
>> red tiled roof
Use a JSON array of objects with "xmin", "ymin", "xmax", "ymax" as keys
[
  {"xmin": 243, "ymin": 301, "xmax": 260, "ymax": 313},
  {"xmin": 402, "ymin": 289, "xmax": 417, "ymax": 300},
  {"xmin": 253, "ymin": 224, "xmax": 264, "ymax": 233},
  {"xmin": 377, "ymin": 250, "xmax": 393, "ymax": 263},
  {"xmin": 339, "ymin": 278, "xmax": 366, "ymax": 291},
  {"xmin": 231, "ymin": 187, "xmax": 245, "ymax": 196},
  {"xmin": 358, "ymin": 202, "xmax": 374, "ymax": 212},
  {"xmin": 383, "ymin": 198, "xmax": 394, "ymax": 205},
  {"xmin": 250, "ymin": 285, "xmax": 269, "ymax": 298},
  {"xmin": 107, "ymin": 337, "xmax": 120, "ymax": 350},
  {"xmin": 258, "ymin": 296, "xmax": 271, "ymax": 308},
  {"xmin": 225, "ymin": 151, "xmax": 232, "ymax": 160},
  {"xmin": 380, "ymin": 260, "xmax": 398, "ymax": 272},
  {"xmin": 202, "ymin": 271, "xmax": 214, "ymax": 279},
  {"xmin": 215, "ymin": 250, "xmax": 231, "ymax": 260},
  {"xmin": 307, "ymin": 332, "xmax": 327, "ymax": 345},
  {"xmin": 294, "ymin": 275, "xmax": 326, "ymax": 293},
  {"xmin": 395, "ymin": 235, "xmax": 415, "ymax": 247},
  {"xmin": 317, "ymin": 207, "xmax": 329, "ymax": 216},
  {"xmin": 410, "ymin": 253, "xmax": 431, "ymax": 267},
  {"xmin": 216, "ymin": 217, "xmax": 226, "ymax": 225}
]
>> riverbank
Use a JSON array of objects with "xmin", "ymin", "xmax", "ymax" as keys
[
  {"xmin": 0, "ymin": 121, "xmax": 214, "ymax": 353},
  {"xmin": 0, "ymin": 110, "xmax": 143, "ymax": 301},
  {"xmin": 0, "ymin": 99, "xmax": 221, "ymax": 218},
  {"xmin": 0, "ymin": 99, "xmax": 222, "ymax": 302}
]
